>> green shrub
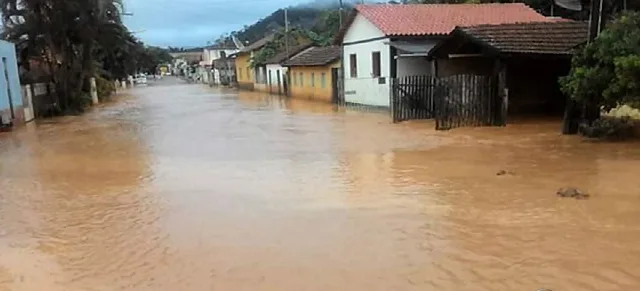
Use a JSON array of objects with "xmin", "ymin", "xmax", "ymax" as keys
[
  {"xmin": 96, "ymin": 76, "xmax": 116, "ymax": 102},
  {"xmin": 560, "ymin": 12, "xmax": 640, "ymax": 112},
  {"xmin": 579, "ymin": 117, "xmax": 636, "ymax": 140}
]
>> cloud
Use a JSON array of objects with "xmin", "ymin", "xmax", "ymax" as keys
[{"xmin": 123, "ymin": 0, "xmax": 306, "ymax": 47}]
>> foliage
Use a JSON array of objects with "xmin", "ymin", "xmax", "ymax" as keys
[
  {"xmin": 96, "ymin": 76, "xmax": 116, "ymax": 102},
  {"xmin": 250, "ymin": 28, "xmax": 312, "ymax": 67},
  {"xmin": 249, "ymin": 8, "xmax": 345, "ymax": 67},
  {"xmin": 579, "ymin": 117, "xmax": 636, "ymax": 139},
  {"xmin": 560, "ymin": 11, "xmax": 640, "ymax": 111},
  {"xmin": 0, "ymin": 0, "xmax": 170, "ymax": 115}
]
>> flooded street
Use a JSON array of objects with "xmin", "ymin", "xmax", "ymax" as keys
[{"xmin": 2, "ymin": 77, "xmax": 640, "ymax": 291}]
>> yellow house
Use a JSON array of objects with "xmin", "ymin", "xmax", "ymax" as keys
[
  {"xmin": 235, "ymin": 52, "xmax": 253, "ymax": 90},
  {"xmin": 234, "ymin": 35, "xmax": 274, "ymax": 91},
  {"xmin": 282, "ymin": 46, "xmax": 341, "ymax": 103}
]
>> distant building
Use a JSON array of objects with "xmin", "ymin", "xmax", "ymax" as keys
[
  {"xmin": 203, "ymin": 44, "xmax": 239, "ymax": 85},
  {"xmin": 0, "ymin": 39, "xmax": 24, "ymax": 128}
]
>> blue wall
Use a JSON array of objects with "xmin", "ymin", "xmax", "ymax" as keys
[{"xmin": 0, "ymin": 39, "xmax": 23, "ymax": 114}]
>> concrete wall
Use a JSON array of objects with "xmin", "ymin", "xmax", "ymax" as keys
[
  {"xmin": 235, "ymin": 53, "xmax": 254, "ymax": 89},
  {"xmin": 254, "ymin": 66, "xmax": 268, "ymax": 92},
  {"xmin": 436, "ymin": 57, "xmax": 494, "ymax": 77},
  {"xmin": 266, "ymin": 64, "xmax": 287, "ymax": 94},
  {"xmin": 0, "ymin": 40, "xmax": 24, "ymax": 125},
  {"xmin": 397, "ymin": 56, "xmax": 432, "ymax": 78},
  {"xmin": 289, "ymin": 62, "xmax": 339, "ymax": 103},
  {"xmin": 203, "ymin": 49, "xmax": 239, "ymax": 64},
  {"xmin": 342, "ymin": 13, "xmax": 391, "ymax": 107}
]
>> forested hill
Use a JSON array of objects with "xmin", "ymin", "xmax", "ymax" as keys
[{"xmin": 233, "ymin": 6, "xmax": 339, "ymax": 44}]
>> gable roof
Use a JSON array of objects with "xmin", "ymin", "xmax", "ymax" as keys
[
  {"xmin": 240, "ymin": 35, "xmax": 275, "ymax": 53},
  {"xmin": 335, "ymin": 3, "xmax": 551, "ymax": 43},
  {"xmin": 264, "ymin": 43, "xmax": 313, "ymax": 65},
  {"xmin": 205, "ymin": 43, "xmax": 238, "ymax": 50},
  {"xmin": 282, "ymin": 46, "xmax": 341, "ymax": 67},
  {"xmin": 454, "ymin": 21, "xmax": 588, "ymax": 55}
]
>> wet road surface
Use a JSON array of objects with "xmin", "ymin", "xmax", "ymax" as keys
[{"xmin": 2, "ymin": 77, "xmax": 640, "ymax": 291}]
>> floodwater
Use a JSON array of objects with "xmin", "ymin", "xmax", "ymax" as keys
[{"xmin": 2, "ymin": 77, "xmax": 640, "ymax": 291}]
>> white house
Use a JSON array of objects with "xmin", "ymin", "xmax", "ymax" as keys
[
  {"xmin": 202, "ymin": 44, "xmax": 239, "ymax": 85},
  {"xmin": 264, "ymin": 44, "xmax": 313, "ymax": 95},
  {"xmin": 335, "ymin": 3, "xmax": 551, "ymax": 107}
]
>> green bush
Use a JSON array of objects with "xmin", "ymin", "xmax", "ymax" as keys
[
  {"xmin": 560, "ymin": 12, "xmax": 640, "ymax": 112},
  {"xmin": 579, "ymin": 117, "xmax": 636, "ymax": 140},
  {"xmin": 96, "ymin": 76, "xmax": 115, "ymax": 102}
]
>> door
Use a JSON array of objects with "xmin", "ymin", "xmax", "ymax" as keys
[
  {"xmin": 276, "ymin": 70, "xmax": 282, "ymax": 95},
  {"xmin": 331, "ymin": 68, "xmax": 340, "ymax": 104},
  {"xmin": 283, "ymin": 71, "xmax": 290, "ymax": 97},
  {"xmin": 268, "ymin": 70, "xmax": 272, "ymax": 94},
  {"xmin": 2, "ymin": 57, "xmax": 15, "ymax": 120}
]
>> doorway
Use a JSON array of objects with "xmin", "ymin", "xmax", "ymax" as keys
[{"xmin": 2, "ymin": 57, "xmax": 15, "ymax": 119}]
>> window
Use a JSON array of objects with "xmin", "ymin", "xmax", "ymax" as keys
[
  {"xmin": 220, "ymin": 51, "xmax": 226, "ymax": 59},
  {"xmin": 293, "ymin": 72, "xmax": 297, "ymax": 86},
  {"xmin": 299, "ymin": 72, "xmax": 304, "ymax": 86},
  {"xmin": 372, "ymin": 51, "xmax": 381, "ymax": 77},
  {"xmin": 349, "ymin": 54, "xmax": 357, "ymax": 78},
  {"xmin": 311, "ymin": 73, "xmax": 315, "ymax": 87},
  {"xmin": 238, "ymin": 68, "xmax": 243, "ymax": 79},
  {"xmin": 321, "ymin": 73, "xmax": 326, "ymax": 89}
]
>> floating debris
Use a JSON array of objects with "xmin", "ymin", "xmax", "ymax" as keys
[{"xmin": 557, "ymin": 187, "xmax": 590, "ymax": 199}]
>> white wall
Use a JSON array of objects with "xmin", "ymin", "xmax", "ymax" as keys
[
  {"xmin": 342, "ymin": 14, "xmax": 390, "ymax": 107},
  {"xmin": 203, "ymin": 49, "xmax": 239, "ymax": 64},
  {"xmin": 397, "ymin": 57, "xmax": 432, "ymax": 78},
  {"xmin": 266, "ymin": 64, "xmax": 287, "ymax": 87}
]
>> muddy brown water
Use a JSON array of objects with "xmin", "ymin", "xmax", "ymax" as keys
[{"xmin": 2, "ymin": 78, "xmax": 640, "ymax": 291}]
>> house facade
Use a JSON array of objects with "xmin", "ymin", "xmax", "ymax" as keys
[
  {"xmin": 282, "ymin": 46, "xmax": 341, "ymax": 103},
  {"xmin": 336, "ymin": 3, "xmax": 552, "ymax": 108},
  {"xmin": 234, "ymin": 35, "xmax": 274, "ymax": 91},
  {"xmin": 0, "ymin": 40, "xmax": 24, "ymax": 128},
  {"xmin": 203, "ymin": 45, "xmax": 239, "ymax": 85},
  {"xmin": 213, "ymin": 53, "xmax": 237, "ymax": 86},
  {"xmin": 428, "ymin": 21, "xmax": 588, "ymax": 130},
  {"xmin": 264, "ymin": 44, "xmax": 313, "ymax": 95}
]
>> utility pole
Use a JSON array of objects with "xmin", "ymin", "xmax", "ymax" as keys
[
  {"xmin": 285, "ymin": 8, "xmax": 289, "ymax": 60},
  {"xmin": 339, "ymin": 0, "xmax": 344, "ymax": 27},
  {"xmin": 587, "ymin": 0, "xmax": 604, "ymax": 41}
]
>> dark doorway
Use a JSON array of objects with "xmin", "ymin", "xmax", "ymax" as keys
[
  {"xmin": 283, "ymin": 71, "xmax": 290, "ymax": 97},
  {"xmin": 2, "ymin": 57, "xmax": 14, "ymax": 119},
  {"xmin": 331, "ymin": 68, "xmax": 341, "ymax": 104},
  {"xmin": 276, "ymin": 70, "xmax": 282, "ymax": 95}
]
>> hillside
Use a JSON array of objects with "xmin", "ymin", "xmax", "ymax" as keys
[{"xmin": 234, "ymin": 7, "xmax": 330, "ymax": 44}]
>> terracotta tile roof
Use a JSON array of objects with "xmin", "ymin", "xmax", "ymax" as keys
[
  {"xmin": 354, "ymin": 3, "xmax": 551, "ymax": 37},
  {"xmin": 240, "ymin": 35, "xmax": 275, "ymax": 53},
  {"xmin": 458, "ymin": 21, "xmax": 588, "ymax": 54},
  {"xmin": 264, "ymin": 43, "xmax": 313, "ymax": 65},
  {"xmin": 282, "ymin": 46, "xmax": 341, "ymax": 67}
]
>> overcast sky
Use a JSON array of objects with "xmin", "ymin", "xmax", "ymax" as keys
[{"xmin": 123, "ymin": 0, "xmax": 308, "ymax": 47}]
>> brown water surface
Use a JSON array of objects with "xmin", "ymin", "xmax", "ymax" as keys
[{"xmin": 2, "ymin": 77, "xmax": 640, "ymax": 291}]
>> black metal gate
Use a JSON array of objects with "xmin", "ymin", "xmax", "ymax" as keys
[
  {"xmin": 391, "ymin": 75, "xmax": 436, "ymax": 122},
  {"xmin": 391, "ymin": 74, "xmax": 501, "ymax": 130}
]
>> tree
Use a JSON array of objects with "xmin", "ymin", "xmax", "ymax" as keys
[
  {"xmin": 560, "ymin": 11, "xmax": 640, "ymax": 112},
  {"xmin": 1, "ymin": 0, "xmax": 166, "ymax": 114}
]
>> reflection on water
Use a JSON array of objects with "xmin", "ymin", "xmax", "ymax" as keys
[{"xmin": 1, "ymin": 78, "xmax": 640, "ymax": 291}]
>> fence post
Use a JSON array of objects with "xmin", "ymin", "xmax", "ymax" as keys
[{"xmin": 90, "ymin": 77, "xmax": 99, "ymax": 105}]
